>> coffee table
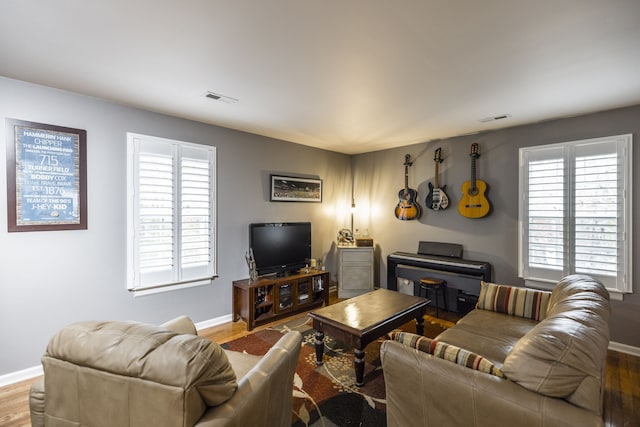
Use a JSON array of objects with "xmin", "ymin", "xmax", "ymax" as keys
[{"xmin": 308, "ymin": 288, "xmax": 428, "ymax": 386}]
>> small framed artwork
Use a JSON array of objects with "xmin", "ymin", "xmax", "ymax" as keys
[
  {"xmin": 270, "ymin": 175, "xmax": 322, "ymax": 202},
  {"xmin": 6, "ymin": 118, "xmax": 87, "ymax": 232}
]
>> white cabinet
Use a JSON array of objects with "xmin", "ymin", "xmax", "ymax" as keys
[{"xmin": 338, "ymin": 246, "xmax": 374, "ymax": 298}]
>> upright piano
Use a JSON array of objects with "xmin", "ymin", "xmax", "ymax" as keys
[{"xmin": 387, "ymin": 241, "xmax": 491, "ymax": 313}]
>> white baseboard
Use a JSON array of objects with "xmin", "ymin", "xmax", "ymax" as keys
[
  {"xmin": 195, "ymin": 314, "xmax": 233, "ymax": 331},
  {"xmin": 609, "ymin": 341, "xmax": 640, "ymax": 357},
  {"xmin": 0, "ymin": 314, "xmax": 234, "ymax": 388},
  {"xmin": 0, "ymin": 365, "xmax": 43, "ymax": 387}
]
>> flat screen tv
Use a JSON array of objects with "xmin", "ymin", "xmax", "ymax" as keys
[{"xmin": 249, "ymin": 222, "xmax": 311, "ymax": 277}]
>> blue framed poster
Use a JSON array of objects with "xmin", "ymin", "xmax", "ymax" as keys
[{"xmin": 6, "ymin": 119, "xmax": 87, "ymax": 231}]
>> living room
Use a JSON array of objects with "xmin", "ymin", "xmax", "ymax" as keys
[{"xmin": 1, "ymin": 2, "xmax": 639, "ymax": 424}]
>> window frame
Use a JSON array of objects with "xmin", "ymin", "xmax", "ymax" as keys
[
  {"xmin": 126, "ymin": 132, "xmax": 217, "ymax": 296},
  {"xmin": 518, "ymin": 134, "xmax": 632, "ymax": 295}
]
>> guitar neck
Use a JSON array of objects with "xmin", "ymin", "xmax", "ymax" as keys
[
  {"xmin": 434, "ymin": 161, "xmax": 440, "ymax": 188},
  {"xmin": 470, "ymin": 157, "xmax": 477, "ymax": 191},
  {"xmin": 404, "ymin": 165, "xmax": 409, "ymax": 194}
]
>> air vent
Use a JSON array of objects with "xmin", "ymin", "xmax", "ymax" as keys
[
  {"xmin": 479, "ymin": 114, "xmax": 511, "ymax": 123},
  {"xmin": 204, "ymin": 91, "xmax": 238, "ymax": 104}
]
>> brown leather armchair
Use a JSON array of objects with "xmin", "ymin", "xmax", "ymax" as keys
[{"xmin": 29, "ymin": 316, "xmax": 301, "ymax": 427}]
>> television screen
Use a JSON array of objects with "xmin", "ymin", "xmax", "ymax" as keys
[{"xmin": 249, "ymin": 222, "xmax": 311, "ymax": 276}]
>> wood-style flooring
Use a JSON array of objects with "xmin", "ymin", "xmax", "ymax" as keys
[{"xmin": 1, "ymin": 305, "xmax": 638, "ymax": 427}]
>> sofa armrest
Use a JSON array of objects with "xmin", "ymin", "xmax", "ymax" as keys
[
  {"xmin": 29, "ymin": 377, "xmax": 45, "ymax": 427},
  {"xmin": 160, "ymin": 315, "xmax": 198, "ymax": 335},
  {"xmin": 196, "ymin": 331, "xmax": 302, "ymax": 427},
  {"xmin": 380, "ymin": 340, "xmax": 603, "ymax": 427}
]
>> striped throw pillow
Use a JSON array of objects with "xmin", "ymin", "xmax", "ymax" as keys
[
  {"xmin": 477, "ymin": 281, "xmax": 551, "ymax": 321},
  {"xmin": 388, "ymin": 331, "xmax": 506, "ymax": 379}
]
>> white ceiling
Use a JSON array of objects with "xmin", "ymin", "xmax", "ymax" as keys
[{"xmin": 1, "ymin": 1, "xmax": 640, "ymax": 154}]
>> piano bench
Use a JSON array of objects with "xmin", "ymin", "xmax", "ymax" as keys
[{"xmin": 418, "ymin": 277, "xmax": 447, "ymax": 318}]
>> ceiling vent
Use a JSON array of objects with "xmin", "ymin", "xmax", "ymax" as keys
[
  {"xmin": 479, "ymin": 114, "xmax": 511, "ymax": 123},
  {"xmin": 204, "ymin": 91, "xmax": 238, "ymax": 104}
]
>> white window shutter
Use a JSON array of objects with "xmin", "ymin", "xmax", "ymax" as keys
[
  {"xmin": 519, "ymin": 135, "xmax": 631, "ymax": 294},
  {"xmin": 520, "ymin": 145, "xmax": 566, "ymax": 283},
  {"xmin": 127, "ymin": 133, "xmax": 216, "ymax": 294},
  {"xmin": 179, "ymin": 145, "xmax": 215, "ymax": 281}
]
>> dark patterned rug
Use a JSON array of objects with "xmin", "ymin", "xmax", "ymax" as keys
[{"xmin": 221, "ymin": 315, "xmax": 453, "ymax": 426}]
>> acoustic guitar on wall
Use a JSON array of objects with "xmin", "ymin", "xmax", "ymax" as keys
[
  {"xmin": 425, "ymin": 147, "xmax": 449, "ymax": 211},
  {"xmin": 458, "ymin": 143, "xmax": 490, "ymax": 218},
  {"xmin": 394, "ymin": 154, "xmax": 421, "ymax": 220}
]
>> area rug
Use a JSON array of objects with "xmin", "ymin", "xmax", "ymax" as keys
[{"xmin": 220, "ymin": 315, "xmax": 452, "ymax": 427}]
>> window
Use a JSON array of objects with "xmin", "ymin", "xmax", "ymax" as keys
[
  {"xmin": 127, "ymin": 133, "xmax": 216, "ymax": 295},
  {"xmin": 519, "ymin": 134, "xmax": 632, "ymax": 294}
]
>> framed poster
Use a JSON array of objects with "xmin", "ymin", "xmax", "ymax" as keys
[
  {"xmin": 270, "ymin": 174, "xmax": 322, "ymax": 202},
  {"xmin": 6, "ymin": 119, "xmax": 87, "ymax": 232}
]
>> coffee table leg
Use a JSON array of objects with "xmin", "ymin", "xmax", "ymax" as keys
[
  {"xmin": 416, "ymin": 313, "xmax": 425, "ymax": 336},
  {"xmin": 354, "ymin": 348, "xmax": 365, "ymax": 387},
  {"xmin": 314, "ymin": 330, "xmax": 325, "ymax": 365}
]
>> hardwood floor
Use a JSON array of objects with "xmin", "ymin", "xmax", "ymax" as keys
[
  {"xmin": 0, "ymin": 379, "xmax": 32, "ymax": 427},
  {"xmin": 1, "ymin": 308, "xmax": 638, "ymax": 427},
  {"xmin": 604, "ymin": 349, "xmax": 640, "ymax": 427}
]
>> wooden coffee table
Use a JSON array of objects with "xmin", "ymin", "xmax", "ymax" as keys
[{"xmin": 308, "ymin": 288, "xmax": 428, "ymax": 386}]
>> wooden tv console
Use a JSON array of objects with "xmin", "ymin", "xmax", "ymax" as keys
[{"xmin": 232, "ymin": 269, "xmax": 329, "ymax": 330}]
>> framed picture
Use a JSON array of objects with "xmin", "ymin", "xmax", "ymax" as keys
[
  {"xmin": 270, "ymin": 174, "xmax": 322, "ymax": 202},
  {"xmin": 6, "ymin": 118, "xmax": 87, "ymax": 232}
]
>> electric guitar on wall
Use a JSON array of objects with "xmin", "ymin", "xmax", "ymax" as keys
[
  {"xmin": 394, "ymin": 154, "xmax": 421, "ymax": 220},
  {"xmin": 425, "ymin": 147, "xmax": 449, "ymax": 210},
  {"xmin": 458, "ymin": 143, "xmax": 490, "ymax": 218}
]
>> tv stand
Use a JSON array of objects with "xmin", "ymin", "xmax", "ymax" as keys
[
  {"xmin": 232, "ymin": 269, "xmax": 329, "ymax": 331},
  {"xmin": 275, "ymin": 270, "xmax": 294, "ymax": 278}
]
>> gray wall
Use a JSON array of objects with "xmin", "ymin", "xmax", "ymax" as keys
[
  {"xmin": 352, "ymin": 105, "xmax": 640, "ymax": 347},
  {"xmin": 0, "ymin": 77, "xmax": 352, "ymax": 375},
  {"xmin": 2, "ymin": 75, "xmax": 638, "ymax": 377}
]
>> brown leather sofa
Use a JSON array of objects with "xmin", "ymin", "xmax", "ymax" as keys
[
  {"xmin": 29, "ymin": 315, "xmax": 302, "ymax": 427},
  {"xmin": 381, "ymin": 274, "xmax": 610, "ymax": 427}
]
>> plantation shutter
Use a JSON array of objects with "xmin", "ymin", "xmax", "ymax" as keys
[
  {"xmin": 574, "ymin": 146, "xmax": 619, "ymax": 279},
  {"xmin": 128, "ymin": 133, "xmax": 216, "ymax": 293},
  {"xmin": 136, "ymin": 140, "xmax": 175, "ymax": 286},
  {"xmin": 179, "ymin": 145, "xmax": 215, "ymax": 281},
  {"xmin": 519, "ymin": 135, "xmax": 631, "ymax": 293},
  {"xmin": 521, "ymin": 145, "xmax": 566, "ymax": 283}
]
